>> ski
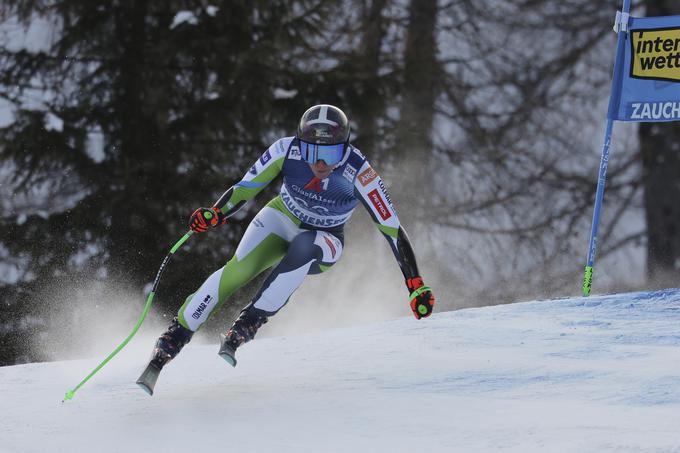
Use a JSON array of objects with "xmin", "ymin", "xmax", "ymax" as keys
[
  {"xmin": 136, "ymin": 361, "xmax": 162, "ymax": 396},
  {"xmin": 218, "ymin": 334, "xmax": 238, "ymax": 367}
]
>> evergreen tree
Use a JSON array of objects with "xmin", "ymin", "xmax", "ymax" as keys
[{"xmin": 0, "ymin": 0, "xmax": 356, "ymax": 365}]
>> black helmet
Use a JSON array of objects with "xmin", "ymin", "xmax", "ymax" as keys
[{"xmin": 297, "ymin": 104, "xmax": 350, "ymax": 145}]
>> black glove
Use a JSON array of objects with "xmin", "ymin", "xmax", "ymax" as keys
[
  {"xmin": 189, "ymin": 207, "xmax": 226, "ymax": 233},
  {"xmin": 406, "ymin": 276, "xmax": 435, "ymax": 320}
]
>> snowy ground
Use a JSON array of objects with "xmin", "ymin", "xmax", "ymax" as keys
[{"xmin": 3, "ymin": 289, "xmax": 680, "ymax": 453}]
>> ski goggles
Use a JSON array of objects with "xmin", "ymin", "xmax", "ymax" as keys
[{"xmin": 299, "ymin": 140, "xmax": 346, "ymax": 165}]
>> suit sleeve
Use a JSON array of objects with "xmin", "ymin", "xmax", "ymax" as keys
[
  {"xmin": 213, "ymin": 138, "xmax": 288, "ymax": 217},
  {"xmin": 354, "ymin": 160, "xmax": 420, "ymax": 279}
]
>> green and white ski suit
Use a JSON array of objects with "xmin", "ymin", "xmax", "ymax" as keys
[{"xmin": 177, "ymin": 137, "xmax": 420, "ymax": 332}]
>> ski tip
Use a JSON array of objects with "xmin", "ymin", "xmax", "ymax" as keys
[
  {"xmin": 218, "ymin": 351, "xmax": 237, "ymax": 367},
  {"xmin": 218, "ymin": 336, "xmax": 238, "ymax": 367},
  {"xmin": 136, "ymin": 380, "xmax": 154, "ymax": 396},
  {"xmin": 136, "ymin": 361, "xmax": 162, "ymax": 396}
]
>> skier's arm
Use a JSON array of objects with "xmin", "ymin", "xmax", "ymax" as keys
[
  {"xmin": 213, "ymin": 139, "xmax": 287, "ymax": 218},
  {"xmin": 189, "ymin": 139, "xmax": 287, "ymax": 233},
  {"xmin": 353, "ymin": 161, "xmax": 435, "ymax": 319}
]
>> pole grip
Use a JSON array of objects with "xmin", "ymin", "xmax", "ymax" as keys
[{"xmin": 409, "ymin": 285, "xmax": 432, "ymax": 300}]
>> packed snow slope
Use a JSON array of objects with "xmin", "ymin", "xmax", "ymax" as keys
[{"xmin": 3, "ymin": 290, "xmax": 680, "ymax": 453}]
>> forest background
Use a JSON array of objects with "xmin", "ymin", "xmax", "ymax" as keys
[{"xmin": 2, "ymin": 0, "xmax": 679, "ymax": 365}]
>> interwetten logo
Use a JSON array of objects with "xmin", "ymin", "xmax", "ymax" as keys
[{"xmin": 631, "ymin": 28, "xmax": 680, "ymax": 82}]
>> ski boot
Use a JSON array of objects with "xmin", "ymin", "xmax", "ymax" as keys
[
  {"xmin": 136, "ymin": 317, "xmax": 194, "ymax": 396},
  {"xmin": 218, "ymin": 307, "xmax": 268, "ymax": 367}
]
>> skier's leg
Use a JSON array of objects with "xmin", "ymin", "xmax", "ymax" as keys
[
  {"xmin": 148, "ymin": 317, "xmax": 194, "ymax": 368},
  {"xmin": 177, "ymin": 206, "xmax": 303, "ymax": 332},
  {"xmin": 251, "ymin": 230, "xmax": 343, "ymax": 314},
  {"xmin": 137, "ymin": 315, "xmax": 195, "ymax": 395},
  {"xmin": 221, "ymin": 230, "xmax": 343, "ymax": 356},
  {"xmin": 151, "ymin": 207, "xmax": 299, "ymax": 365}
]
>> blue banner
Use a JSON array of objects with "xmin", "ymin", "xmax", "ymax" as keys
[{"xmin": 615, "ymin": 14, "xmax": 680, "ymax": 122}]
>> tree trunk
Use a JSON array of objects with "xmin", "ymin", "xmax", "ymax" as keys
[
  {"xmin": 352, "ymin": 0, "xmax": 389, "ymax": 156},
  {"xmin": 397, "ymin": 0, "xmax": 437, "ymax": 157},
  {"xmin": 640, "ymin": 0, "xmax": 680, "ymax": 285},
  {"xmin": 393, "ymin": 0, "xmax": 438, "ymax": 221}
]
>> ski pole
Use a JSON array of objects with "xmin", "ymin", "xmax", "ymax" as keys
[{"xmin": 63, "ymin": 230, "xmax": 194, "ymax": 402}]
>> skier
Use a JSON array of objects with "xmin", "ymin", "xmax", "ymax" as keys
[{"xmin": 137, "ymin": 104, "xmax": 435, "ymax": 394}]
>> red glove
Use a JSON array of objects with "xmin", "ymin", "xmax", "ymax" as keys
[
  {"xmin": 406, "ymin": 276, "xmax": 435, "ymax": 319},
  {"xmin": 189, "ymin": 207, "xmax": 226, "ymax": 233}
]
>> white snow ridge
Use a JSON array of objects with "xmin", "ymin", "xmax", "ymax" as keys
[{"xmin": 3, "ymin": 289, "xmax": 680, "ymax": 452}]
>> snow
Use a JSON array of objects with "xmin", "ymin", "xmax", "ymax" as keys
[
  {"xmin": 44, "ymin": 111, "xmax": 63, "ymax": 132},
  {"xmin": 170, "ymin": 11, "xmax": 198, "ymax": 29},
  {"xmin": 273, "ymin": 87, "xmax": 299, "ymax": 99},
  {"xmin": 3, "ymin": 289, "xmax": 680, "ymax": 452}
]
